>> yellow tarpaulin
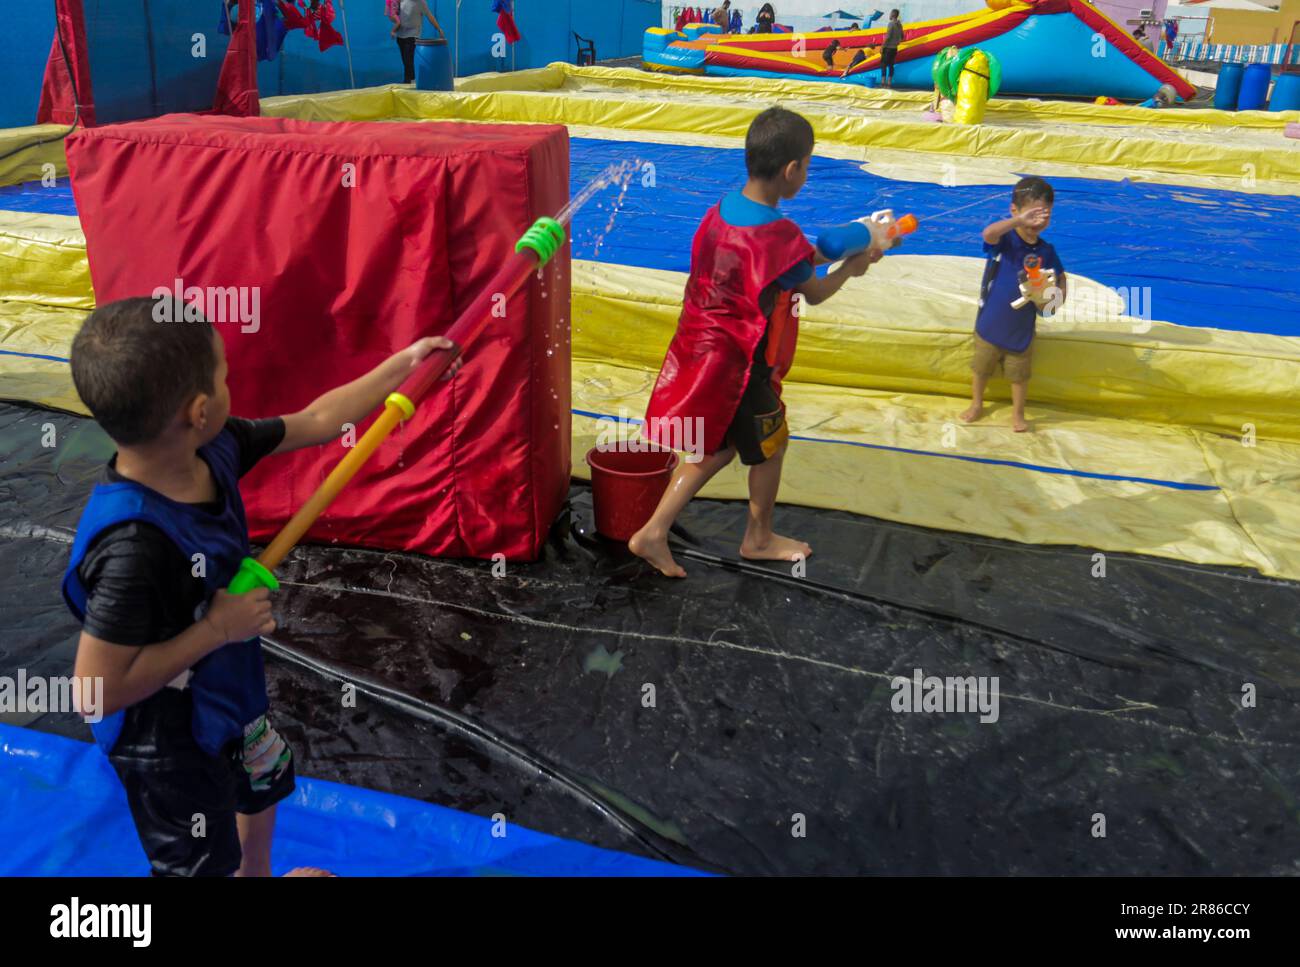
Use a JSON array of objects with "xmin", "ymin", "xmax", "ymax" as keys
[
  {"xmin": 571, "ymin": 360, "xmax": 1300, "ymax": 580},
  {"xmin": 255, "ymin": 68, "xmax": 1300, "ymax": 190},
  {"xmin": 0, "ymin": 125, "xmax": 69, "ymax": 187}
]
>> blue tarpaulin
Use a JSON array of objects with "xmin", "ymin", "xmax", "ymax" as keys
[
  {"xmin": 0, "ymin": 723, "xmax": 703, "ymax": 876},
  {"xmin": 4, "ymin": 135, "xmax": 1298, "ymax": 336},
  {"xmin": 566, "ymin": 138, "xmax": 1300, "ymax": 336}
]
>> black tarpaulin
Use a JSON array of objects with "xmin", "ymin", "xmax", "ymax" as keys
[{"xmin": 3, "ymin": 401, "xmax": 1299, "ymax": 874}]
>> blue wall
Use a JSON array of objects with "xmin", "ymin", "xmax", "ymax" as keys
[
  {"xmin": 260, "ymin": 0, "xmax": 660, "ymax": 95},
  {"xmin": 2, "ymin": 4, "xmax": 57, "ymax": 128},
  {"xmin": 0, "ymin": 1, "xmax": 660, "ymax": 129}
]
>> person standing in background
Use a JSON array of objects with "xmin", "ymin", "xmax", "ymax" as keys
[
  {"xmin": 391, "ymin": 0, "xmax": 444, "ymax": 84},
  {"xmin": 880, "ymin": 9, "xmax": 904, "ymax": 88},
  {"xmin": 757, "ymin": 3, "xmax": 776, "ymax": 33},
  {"xmin": 713, "ymin": 1, "xmax": 732, "ymax": 29}
]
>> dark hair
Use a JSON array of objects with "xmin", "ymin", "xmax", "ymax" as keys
[
  {"xmin": 1012, "ymin": 175, "xmax": 1054, "ymax": 208},
  {"xmin": 890, "ymin": 9, "xmax": 899, "ymax": 18},
  {"xmin": 745, "ymin": 106, "xmax": 815, "ymax": 179},
  {"xmin": 70, "ymin": 296, "xmax": 217, "ymax": 446}
]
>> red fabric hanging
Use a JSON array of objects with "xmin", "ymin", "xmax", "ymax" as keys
[
  {"xmin": 317, "ymin": 0, "xmax": 344, "ymax": 50},
  {"xmin": 279, "ymin": 1, "xmax": 309, "ymax": 30},
  {"xmin": 497, "ymin": 12, "xmax": 522, "ymax": 45},
  {"xmin": 214, "ymin": 0, "xmax": 259, "ymax": 116},
  {"xmin": 643, "ymin": 206, "xmax": 814, "ymax": 456},
  {"xmin": 37, "ymin": 0, "xmax": 96, "ymax": 128}
]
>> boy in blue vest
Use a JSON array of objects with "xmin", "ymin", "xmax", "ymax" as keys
[
  {"xmin": 960, "ymin": 176, "xmax": 1067, "ymax": 432},
  {"xmin": 63, "ymin": 296, "xmax": 458, "ymax": 876}
]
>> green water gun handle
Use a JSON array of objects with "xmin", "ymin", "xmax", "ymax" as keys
[{"xmin": 227, "ymin": 556, "xmax": 280, "ymax": 596}]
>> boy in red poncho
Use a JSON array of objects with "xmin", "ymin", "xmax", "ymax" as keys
[{"xmin": 630, "ymin": 107, "xmax": 880, "ymax": 578}]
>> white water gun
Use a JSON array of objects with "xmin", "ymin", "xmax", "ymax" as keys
[
  {"xmin": 1010, "ymin": 254, "xmax": 1059, "ymax": 310},
  {"xmin": 815, "ymin": 209, "xmax": 919, "ymax": 260}
]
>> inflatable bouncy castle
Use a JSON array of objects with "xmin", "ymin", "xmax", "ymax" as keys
[{"xmin": 643, "ymin": 0, "xmax": 1195, "ymax": 101}]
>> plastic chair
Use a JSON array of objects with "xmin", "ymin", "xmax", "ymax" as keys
[{"xmin": 574, "ymin": 32, "xmax": 596, "ymax": 66}]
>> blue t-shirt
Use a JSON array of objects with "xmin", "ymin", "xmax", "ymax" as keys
[
  {"xmin": 974, "ymin": 230, "xmax": 1066, "ymax": 353},
  {"xmin": 719, "ymin": 190, "xmax": 815, "ymax": 289}
]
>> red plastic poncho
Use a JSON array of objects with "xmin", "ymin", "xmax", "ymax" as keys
[{"xmin": 644, "ymin": 205, "xmax": 814, "ymax": 456}]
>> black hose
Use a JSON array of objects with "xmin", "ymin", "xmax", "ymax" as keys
[
  {"xmin": 258, "ymin": 634, "xmax": 707, "ymax": 871},
  {"xmin": 670, "ymin": 540, "xmax": 1057, "ymax": 651},
  {"xmin": 0, "ymin": 1, "xmax": 84, "ymax": 165}
]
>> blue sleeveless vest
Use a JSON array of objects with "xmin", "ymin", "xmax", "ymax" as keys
[{"xmin": 62, "ymin": 429, "xmax": 268, "ymax": 756}]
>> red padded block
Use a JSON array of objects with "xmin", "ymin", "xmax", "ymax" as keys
[{"xmin": 67, "ymin": 115, "xmax": 571, "ymax": 561}]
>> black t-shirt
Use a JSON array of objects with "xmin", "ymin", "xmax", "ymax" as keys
[{"xmin": 77, "ymin": 417, "xmax": 285, "ymax": 646}]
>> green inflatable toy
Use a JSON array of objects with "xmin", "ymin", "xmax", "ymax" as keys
[
  {"xmin": 946, "ymin": 47, "xmax": 1002, "ymax": 99},
  {"xmin": 932, "ymin": 46, "xmax": 961, "ymax": 100}
]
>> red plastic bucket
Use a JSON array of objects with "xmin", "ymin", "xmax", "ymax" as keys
[{"xmin": 584, "ymin": 445, "xmax": 679, "ymax": 541}]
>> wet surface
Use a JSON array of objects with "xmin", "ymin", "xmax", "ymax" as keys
[{"xmin": 3, "ymin": 401, "xmax": 1299, "ymax": 874}]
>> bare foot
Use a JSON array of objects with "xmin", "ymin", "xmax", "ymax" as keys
[
  {"xmin": 740, "ymin": 533, "xmax": 812, "ymax": 562},
  {"xmin": 284, "ymin": 867, "xmax": 335, "ymax": 877},
  {"xmin": 959, "ymin": 403, "xmax": 983, "ymax": 424},
  {"xmin": 628, "ymin": 527, "xmax": 687, "ymax": 578},
  {"xmin": 1012, "ymin": 416, "xmax": 1030, "ymax": 433}
]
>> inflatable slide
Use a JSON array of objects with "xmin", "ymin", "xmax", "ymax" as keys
[{"xmin": 644, "ymin": 0, "xmax": 1194, "ymax": 101}]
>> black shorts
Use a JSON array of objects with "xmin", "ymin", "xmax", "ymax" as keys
[
  {"xmin": 723, "ymin": 360, "xmax": 789, "ymax": 466},
  {"xmin": 108, "ymin": 688, "xmax": 296, "ymax": 877},
  {"xmin": 881, "ymin": 46, "xmax": 899, "ymax": 71}
]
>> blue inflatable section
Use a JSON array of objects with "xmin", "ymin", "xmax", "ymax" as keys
[
  {"xmin": 889, "ymin": 14, "xmax": 1169, "ymax": 100},
  {"xmin": 653, "ymin": 13, "xmax": 1172, "ymax": 100},
  {"xmin": 6, "ymin": 136, "xmax": 1298, "ymax": 336},
  {"xmin": 0, "ymin": 724, "xmax": 702, "ymax": 876},
  {"xmin": 567, "ymin": 138, "xmax": 1300, "ymax": 337},
  {"xmin": 0, "ymin": 181, "xmax": 79, "ymax": 216}
]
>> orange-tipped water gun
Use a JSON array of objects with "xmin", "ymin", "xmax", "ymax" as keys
[
  {"xmin": 1010, "ymin": 253, "xmax": 1059, "ymax": 310},
  {"xmin": 814, "ymin": 209, "xmax": 919, "ymax": 261}
]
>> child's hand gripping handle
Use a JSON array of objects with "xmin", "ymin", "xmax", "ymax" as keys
[
  {"xmin": 227, "ymin": 557, "xmax": 280, "ymax": 596},
  {"xmin": 815, "ymin": 210, "xmax": 918, "ymax": 261}
]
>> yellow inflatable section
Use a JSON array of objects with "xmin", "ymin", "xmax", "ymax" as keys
[{"xmin": 3, "ymin": 212, "xmax": 1299, "ymax": 580}]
